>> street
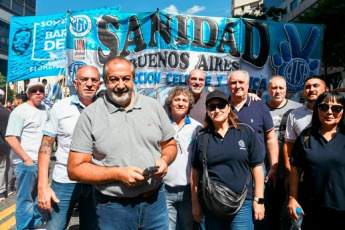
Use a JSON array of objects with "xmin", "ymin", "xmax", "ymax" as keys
[{"xmin": 0, "ymin": 156, "xmax": 80, "ymax": 230}]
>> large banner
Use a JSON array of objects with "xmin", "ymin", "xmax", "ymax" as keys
[
  {"xmin": 8, "ymin": 6, "xmax": 323, "ymax": 101},
  {"xmin": 8, "ymin": 13, "xmax": 67, "ymax": 82}
]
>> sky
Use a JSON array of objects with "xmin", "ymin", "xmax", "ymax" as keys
[{"xmin": 36, "ymin": 0, "xmax": 231, "ymax": 18}]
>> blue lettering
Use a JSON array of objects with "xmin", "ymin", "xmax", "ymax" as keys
[{"xmin": 205, "ymin": 75, "xmax": 211, "ymax": 86}]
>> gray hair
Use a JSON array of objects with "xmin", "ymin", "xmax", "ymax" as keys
[
  {"xmin": 164, "ymin": 87, "xmax": 195, "ymax": 116},
  {"xmin": 227, "ymin": 70, "xmax": 250, "ymax": 83},
  {"xmin": 102, "ymin": 57, "xmax": 136, "ymax": 84}
]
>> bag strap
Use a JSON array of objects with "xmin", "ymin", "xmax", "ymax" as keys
[{"xmin": 201, "ymin": 132, "xmax": 251, "ymax": 194}]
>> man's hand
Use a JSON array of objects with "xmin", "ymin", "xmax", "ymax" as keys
[
  {"xmin": 151, "ymin": 157, "xmax": 168, "ymax": 180},
  {"xmin": 248, "ymin": 93, "xmax": 261, "ymax": 101},
  {"xmin": 118, "ymin": 166, "xmax": 146, "ymax": 187},
  {"xmin": 265, "ymin": 167, "xmax": 277, "ymax": 187},
  {"xmin": 24, "ymin": 158, "xmax": 34, "ymax": 166},
  {"xmin": 38, "ymin": 186, "xmax": 60, "ymax": 213},
  {"xmin": 192, "ymin": 198, "xmax": 203, "ymax": 223}
]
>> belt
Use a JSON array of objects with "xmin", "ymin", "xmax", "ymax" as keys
[
  {"xmin": 97, "ymin": 184, "xmax": 162, "ymax": 201},
  {"xmin": 133, "ymin": 184, "xmax": 161, "ymax": 198}
]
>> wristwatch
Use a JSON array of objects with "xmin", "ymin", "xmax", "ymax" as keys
[{"xmin": 254, "ymin": 197, "xmax": 265, "ymax": 204}]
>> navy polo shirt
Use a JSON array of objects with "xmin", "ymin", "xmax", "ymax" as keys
[
  {"xmin": 291, "ymin": 128, "xmax": 345, "ymax": 210},
  {"xmin": 192, "ymin": 124, "xmax": 264, "ymax": 200},
  {"xmin": 230, "ymin": 96, "xmax": 274, "ymax": 159}
]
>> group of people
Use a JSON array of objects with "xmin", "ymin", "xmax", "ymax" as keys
[{"xmin": 0, "ymin": 56, "xmax": 344, "ymax": 230}]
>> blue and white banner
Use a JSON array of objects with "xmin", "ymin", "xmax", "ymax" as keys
[
  {"xmin": 8, "ymin": 6, "xmax": 323, "ymax": 102},
  {"xmin": 8, "ymin": 13, "xmax": 67, "ymax": 82}
]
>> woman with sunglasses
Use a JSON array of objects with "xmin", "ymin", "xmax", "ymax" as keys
[
  {"xmin": 288, "ymin": 91, "xmax": 345, "ymax": 230},
  {"xmin": 191, "ymin": 90, "xmax": 265, "ymax": 229}
]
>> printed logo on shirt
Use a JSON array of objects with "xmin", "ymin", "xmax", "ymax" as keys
[
  {"xmin": 251, "ymin": 119, "xmax": 254, "ymax": 123},
  {"xmin": 238, "ymin": 140, "xmax": 246, "ymax": 150}
]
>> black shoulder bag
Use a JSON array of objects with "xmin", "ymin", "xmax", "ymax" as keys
[{"xmin": 200, "ymin": 132, "xmax": 250, "ymax": 220}]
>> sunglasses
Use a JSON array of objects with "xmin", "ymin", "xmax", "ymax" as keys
[
  {"xmin": 207, "ymin": 101, "xmax": 228, "ymax": 111},
  {"xmin": 318, "ymin": 104, "xmax": 343, "ymax": 114},
  {"xmin": 29, "ymin": 88, "xmax": 44, "ymax": 94}
]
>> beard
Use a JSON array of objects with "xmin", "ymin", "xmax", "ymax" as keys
[
  {"xmin": 190, "ymin": 85, "xmax": 204, "ymax": 94},
  {"xmin": 107, "ymin": 87, "xmax": 133, "ymax": 106}
]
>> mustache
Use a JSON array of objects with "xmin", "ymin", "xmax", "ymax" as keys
[{"xmin": 113, "ymin": 88, "xmax": 128, "ymax": 93}]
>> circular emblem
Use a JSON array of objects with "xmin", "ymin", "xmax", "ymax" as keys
[
  {"xmin": 69, "ymin": 15, "xmax": 92, "ymax": 37},
  {"xmin": 68, "ymin": 61, "xmax": 86, "ymax": 85},
  {"xmin": 285, "ymin": 58, "xmax": 310, "ymax": 91}
]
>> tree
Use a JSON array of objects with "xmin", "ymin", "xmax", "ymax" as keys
[
  {"xmin": 233, "ymin": 4, "xmax": 287, "ymax": 22},
  {"xmin": 298, "ymin": 0, "xmax": 345, "ymax": 69},
  {"xmin": 0, "ymin": 73, "xmax": 15, "ymax": 102}
]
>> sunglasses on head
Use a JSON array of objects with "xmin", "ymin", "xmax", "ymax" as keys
[
  {"xmin": 29, "ymin": 88, "xmax": 44, "ymax": 94},
  {"xmin": 207, "ymin": 101, "xmax": 228, "ymax": 111},
  {"xmin": 318, "ymin": 104, "xmax": 343, "ymax": 114}
]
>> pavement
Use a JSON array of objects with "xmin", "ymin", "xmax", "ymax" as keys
[{"xmin": 0, "ymin": 156, "xmax": 80, "ymax": 230}]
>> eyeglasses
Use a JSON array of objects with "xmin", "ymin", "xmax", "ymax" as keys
[
  {"xmin": 207, "ymin": 101, "xmax": 228, "ymax": 111},
  {"xmin": 29, "ymin": 88, "xmax": 44, "ymax": 94},
  {"xmin": 318, "ymin": 104, "xmax": 343, "ymax": 114}
]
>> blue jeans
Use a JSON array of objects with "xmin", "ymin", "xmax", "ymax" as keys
[
  {"xmin": 93, "ymin": 184, "xmax": 169, "ymax": 230},
  {"xmin": 14, "ymin": 162, "xmax": 46, "ymax": 230},
  {"xmin": 46, "ymin": 181, "xmax": 97, "ymax": 230},
  {"xmin": 205, "ymin": 200, "xmax": 254, "ymax": 230},
  {"xmin": 165, "ymin": 184, "xmax": 194, "ymax": 230}
]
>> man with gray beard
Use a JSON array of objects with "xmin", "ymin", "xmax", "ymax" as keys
[{"xmin": 67, "ymin": 57, "xmax": 177, "ymax": 229}]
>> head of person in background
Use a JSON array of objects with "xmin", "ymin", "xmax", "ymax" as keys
[
  {"xmin": 164, "ymin": 87, "xmax": 194, "ymax": 121},
  {"xmin": 5, "ymin": 100, "xmax": 12, "ymax": 109},
  {"xmin": 42, "ymin": 79, "xmax": 47, "ymax": 86},
  {"xmin": 102, "ymin": 57, "xmax": 135, "ymax": 109},
  {"xmin": 303, "ymin": 76, "xmax": 329, "ymax": 107},
  {"xmin": 311, "ymin": 91, "xmax": 345, "ymax": 133},
  {"xmin": 227, "ymin": 70, "xmax": 250, "ymax": 102},
  {"xmin": 73, "ymin": 65, "xmax": 101, "ymax": 106},
  {"xmin": 267, "ymin": 75, "xmax": 287, "ymax": 108},
  {"xmin": 188, "ymin": 69, "xmax": 206, "ymax": 100},
  {"xmin": 204, "ymin": 90, "xmax": 240, "ymax": 130},
  {"xmin": 13, "ymin": 94, "xmax": 25, "ymax": 108},
  {"xmin": 26, "ymin": 82, "xmax": 45, "ymax": 108}
]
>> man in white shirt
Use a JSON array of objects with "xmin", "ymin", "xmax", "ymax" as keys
[
  {"xmin": 37, "ymin": 65, "xmax": 101, "ymax": 230},
  {"xmin": 6, "ymin": 82, "xmax": 48, "ymax": 230}
]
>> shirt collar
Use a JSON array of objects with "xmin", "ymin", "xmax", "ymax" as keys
[{"xmin": 169, "ymin": 115, "xmax": 191, "ymax": 124}]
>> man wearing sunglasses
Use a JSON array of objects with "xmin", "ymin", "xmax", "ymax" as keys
[
  {"xmin": 284, "ymin": 76, "xmax": 328, "ymax": 185},
  {"xmin": 37, "ymin": 65, "xmax": 101, "ymax": 230},
  {"xmin": 228, "ymin": 70, "xmax": 279, "ymax": 229},
  {"xmin": 5, "ymin": 82, "xmax": 48, "ymax": 230}
]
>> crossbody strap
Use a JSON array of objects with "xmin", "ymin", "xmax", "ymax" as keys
[{"xmin": 201, "ymin": 132, "xmax": 251, "ymax": 194}]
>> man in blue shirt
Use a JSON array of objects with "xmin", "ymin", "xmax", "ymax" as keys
[{"xmin": 228, "ymin": 70, "xmax": 279, "ymax": 229}]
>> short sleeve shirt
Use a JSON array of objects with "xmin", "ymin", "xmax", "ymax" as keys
[
  {"xmin": 164, "ymin": 116, "xmax": 202, "ymax": 187},
  {"xmin": 192, "ymin": 124, "xmax": 264, "ymax": 200},
  {"xmin": 284, "ymin": 104, "xmax": 312, "ymax": 142},
  {"xmin": 69, "ymin": 93, "xmax": 176, "ymax": 197},
  {"xmin": 6, "ymin": 103, "xmax": 48, "ymax": 164},
  {"xmin": 290, "ymin": 129, "xmax": 345, "ymax": 210},
  {"xmin": 43, "ymin": 95, "xmax": 85, "ymax": 183},
  {"xmin": 230, "ymin": 96, "xmax": 274, "ymax": 159}
]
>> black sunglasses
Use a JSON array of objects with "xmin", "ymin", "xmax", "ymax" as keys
[
  {"xmin": 318, "ymin": 104, "xmax": 343, "ymax": 114},
  {"xmin": 207, "ymin": 101, "xmax": 228, "ymax": 111},
  {"xmin": 30, "ymin": 88, "xmax": 44, "ymax": 94}
]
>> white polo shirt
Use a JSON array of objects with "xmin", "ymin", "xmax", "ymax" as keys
[{"xmin": 43, "ymin": 95, "xmax": 86, "ymax": 183}]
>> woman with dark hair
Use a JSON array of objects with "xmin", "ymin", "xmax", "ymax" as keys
[
  {"xmin": 288, "ymin": 91, "xmax": 345, "ymax": 230},
  {"xmin": 191, "ymin": 90, "xmax": 265, "ymax": 229}
]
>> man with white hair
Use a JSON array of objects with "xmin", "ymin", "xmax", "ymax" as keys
[{"xmin": 228, "ymin": 70, "xmax": 279, "ymax": 229}]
